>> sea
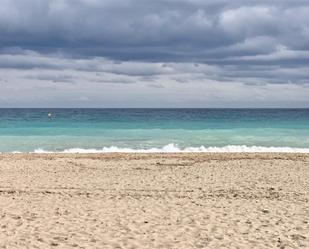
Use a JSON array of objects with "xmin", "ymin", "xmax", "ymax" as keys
[{"xmin": 0, "ymin": 108, "xmax": 308, "ymax": 153}]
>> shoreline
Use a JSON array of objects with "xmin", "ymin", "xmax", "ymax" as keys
[
  {"xmin": 1, "ymin": 153, "xmax": 308, "ymax": 248},
  {"xmin": 3, "ymin": 150, "xmax": 309, "ymax": 154},
  {"xmin": 1, "ymin": 152, "xmax": 309, "ymax": 156},
  {"xmin": 3, "ymin": 143, "xmax": 309, "ymax": 154}
]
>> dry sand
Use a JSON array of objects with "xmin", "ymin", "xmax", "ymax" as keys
[{"xmin": 0, "ymin": 153, "xmax": 309, "ymax": 249}]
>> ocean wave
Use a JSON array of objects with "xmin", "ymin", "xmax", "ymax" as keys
[{"xmin": 31, "ymin": 144, "xmax": 309, "ymax": 153}]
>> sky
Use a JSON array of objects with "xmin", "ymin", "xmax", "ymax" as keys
[{"xmin": 0, "ymin": 0, "xmax": 309, "ymax": 108}]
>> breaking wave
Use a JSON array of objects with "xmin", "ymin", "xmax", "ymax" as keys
[{"xmin": 31, "ymin": 144, "xmax": 309, "ymax": 153}]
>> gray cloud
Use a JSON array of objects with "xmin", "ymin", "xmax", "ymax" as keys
[
  {"xmin": 1, "ymin": 0, "xmax": 309, "ymax": 61},
  {"xmin": 0, "ymin": 0, "xmax": 308, "ymax": 107},
  {"xmin": 26, "ymin": 73, "xmax": 76, "ymax": 84},
  {"xmin": 147, "ymin": 83, "xmax": 165, "ymax": 89}
]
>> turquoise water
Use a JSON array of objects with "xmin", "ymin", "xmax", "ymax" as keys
[{"xmin": 0, "ymin": 108, "xmax": 308, "ymax": 152}]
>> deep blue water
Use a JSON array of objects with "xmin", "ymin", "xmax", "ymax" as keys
[{"xmin": 0, "ymin": 108, "xmax": 308, "ymax": 152}]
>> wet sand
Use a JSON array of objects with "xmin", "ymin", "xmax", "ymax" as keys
[{"xmin": 0, "ymin": 153, "xmax": 309, "ymax": 248}]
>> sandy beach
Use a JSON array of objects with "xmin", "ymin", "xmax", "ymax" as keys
[{"xmin": 0, "ymin": 153, "xmax": 308, "ymax": 248}]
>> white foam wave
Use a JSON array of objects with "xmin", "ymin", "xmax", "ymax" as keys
[{"xmin": 32, "ymin": 144, "xmax": 309, "ymax": 153}]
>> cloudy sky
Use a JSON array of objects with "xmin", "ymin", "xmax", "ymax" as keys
[{"xmin": 0, "ymin": 0, "xmax": 309, "ymax": 107}]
